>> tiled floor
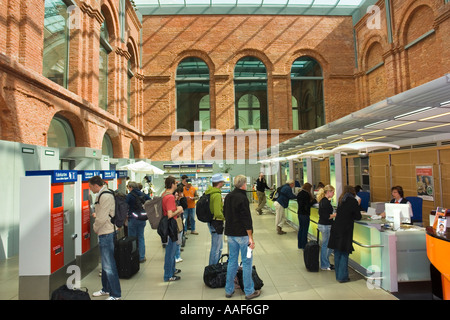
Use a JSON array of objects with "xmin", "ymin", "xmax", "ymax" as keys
[{"xmin": 0, "ymin": 203, "xmax": 398, "ymax": 300}]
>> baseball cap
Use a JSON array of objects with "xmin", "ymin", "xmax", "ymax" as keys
[{"xmin": 211, "ymin": 173, "xmax": 225, "ymax": 183}]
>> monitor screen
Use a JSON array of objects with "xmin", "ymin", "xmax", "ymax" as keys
[
  {"xmin": 53, "ymin": 193, "xmax": 63, "ymax": 208},
  {"xmin": 385, "ymin": 203, "xmax": 411, "ymax": 230}
]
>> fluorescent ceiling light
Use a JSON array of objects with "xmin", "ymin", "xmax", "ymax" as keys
[{"xmin": 417, "ymin": 123, "xmax": 450, "ymax": 132}]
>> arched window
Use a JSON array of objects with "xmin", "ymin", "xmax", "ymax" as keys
[
  {"xmin": 176, "ymin": 57, "xmax": 210, "ymax": 132},
  {"xmin": 102, "ymin": 133, "xmax": 114, "ymax": 158},
  {"xmin": 43, "ymin": 0, "xmax": 70, "ymax": 87},
  {"xmin": 99, "ymin": 13, "xmax": 112, "ymax": 111},
  {"xmin": 234, "ymin": 57, "xmax": 268, "ymax": 130},
  {"xmin": 129, "ymin": 143, "xmax": 135, "ymax": 159},
  {"xmin": 291, "ymin": 57, "xmax": 324, "ymax": 130},
  {"xmin": 47, "ymin": 115, "xmax": 76, "ymax": 148}
]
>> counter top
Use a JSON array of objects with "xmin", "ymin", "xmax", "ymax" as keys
[{"xmin": 426, "ymin": 226, "xmax": 450, "ymax": 242}]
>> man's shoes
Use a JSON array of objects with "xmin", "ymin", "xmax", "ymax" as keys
[
  {"xmin": 174, "ymin": 269, "xmax": 181, "ymax": 274},
  {"xmin": 256, "ymin": 209, "xmax": 262, "ymax": 215},
  {"xmin": 225, "ymin": 291, "xmax": 234, "ymax": 298},
  {"xmin": 190, "ymin": 231, "xmax": 199, "ymax": 235},
  {"xmin": 167, "ymin": 276, "xmax": 181, "ymax": 281},
  {"xmin": 92, "ymin": 290, "xmax": 109, "ymax": 297},
  {"xmin": 245, "ymin": 290, "xmax": 261, "ymax": 300},
  {"xmin": 106, "ymin": 296, "xmax": 121, "ymax": 300},
  {"xmin": 277, "ymin": 226, "xmax": 286, "ymax": 235}
]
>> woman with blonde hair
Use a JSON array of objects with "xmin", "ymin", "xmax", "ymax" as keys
[{"xmin": 317, "ymin": 185, "xmax": 336, "ymax": 270}]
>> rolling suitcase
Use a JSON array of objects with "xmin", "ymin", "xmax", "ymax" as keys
[
  {"xmin": 114, "ymin": 236, "xmax": 140, "ymax": 279},
  {"xmin": 303, "ymin": 229, "xmax": 320, "ymax": 272}
]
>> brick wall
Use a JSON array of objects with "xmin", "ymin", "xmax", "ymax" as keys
[{"xmin": 0, "ymin": 0, "xmax": 448, "ymax": 162}]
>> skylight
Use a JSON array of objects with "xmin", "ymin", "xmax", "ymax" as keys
[{"xmin": 134, "ymin": 0, "xmax": 369, "ymax": 17}]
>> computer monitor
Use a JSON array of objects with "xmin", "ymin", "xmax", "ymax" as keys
[{"xmin": 385, "ymin": 203, "xmax": 411, "ymax": 230}]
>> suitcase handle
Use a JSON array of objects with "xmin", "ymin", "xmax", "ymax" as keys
[{"xmin": 218, "ymin": 254, "xmax": 229, "ymax": 264}]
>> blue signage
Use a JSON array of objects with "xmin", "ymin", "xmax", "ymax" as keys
[
  {"xmin": 116, "ymin": 170, "xmax": 128, "ymax": 179},
  {"xmin": 26, "ymin": 170, "xmax": 78, "ymax": 183},
  {"xmin": 80, "ymin": 170, "xmax": 101, "ymax": 181},
  {"xmin": 101, "ymin": 170, "xmax": 116, "ymax": 180}
]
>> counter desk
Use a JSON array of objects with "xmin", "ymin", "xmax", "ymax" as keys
[
  {"xmin": 426, "ymin": 226, "xmax": 450, "ymax": 300},
  {"xmin": 265, "ymin": 194, "xmax": 430, "ymax": 293}
]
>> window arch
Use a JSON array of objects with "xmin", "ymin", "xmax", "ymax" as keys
[
  {"xmin": 43, "ymin": 0, "xmax": 70, "ymax": 88},
  {"xmin": 234, "ymin": 57, "xmax": 268, "ymax": 130},
  {"xmin": 99, "ymin": 12, "xmax": 113, "ymax": 111},
  {"xmin": 176, "ymin": 57, "xmax": 210, "ymax": 132},
  {"xmin": 291, "ymin": 56, "xmax": 324, "ymax": 130},
  {"xmin": 47, "ymin": 115, "xmax": 76, "ymax": 148},
  {"xmin": 102, "ymin": 133, "xmax": 114, "ymax": 158}
]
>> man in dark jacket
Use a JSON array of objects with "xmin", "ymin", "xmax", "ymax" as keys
[
  {"xmin": 224, "ymin": 175, "xmax": 260, "ymax": 300},
  {"xmin": 255, "ymin": 172, "xmax": 272, "ymax": 215},
  {"xmin": 274, "ymin": 180, "xmax": 296, "ymax": 234},
  {"xmin": 126, "ymin": 181, "xmax": 151, "ymax": 263}
]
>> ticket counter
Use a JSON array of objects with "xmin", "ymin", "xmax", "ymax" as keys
[
  {"xmin": 266, "ymin": 193, "xmax": 430, "ymax": 293},
  {"xmin": 426, "ymin": 226, "xmax": 450, "ymax": 300}
]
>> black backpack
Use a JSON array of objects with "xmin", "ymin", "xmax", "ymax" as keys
[
  {"xmin": 270, "ymin": 187, "xmax": 282, "ymax": 201},
  {"xmin": 130, "ymin": 192, "xmax": 148, "ymax": 221},
  {"xmin": 196, "ymin": 193, "xmax": 214, "ymax": 223},
  {"xmin": 96, "ymin": 189, "xmax": 129, "ymax": 228}
]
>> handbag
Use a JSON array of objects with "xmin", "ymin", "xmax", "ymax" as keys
[
  {"xmin": 203, "ymin": 254, "xmax": 229, "ymax": 288},
  {"xmin": 237, "ymin": 265, "xmax": 264, "ymax": 291},
  {"xmin": 51, "ymin": 285, "xmax": 91, "ymax": 300}
]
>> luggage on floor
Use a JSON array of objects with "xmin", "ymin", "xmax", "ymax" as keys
[
  {"xmin": 203, "ymin": 254, "xmax": 229, "ymax": 288},
  {"xmin": 237, "ymin": 265, "xmax": 264, "ymax": 291},
  {"xmin": 303, "ymin": 229, "xmax": 320, "ymax": 272},
  {"xmin": 51, "ymin": 285, "xmax": 91, "ymax": 300},
  {"xmin": 114, "ymin": 236, "xmax": 140, "ymax": 279}
]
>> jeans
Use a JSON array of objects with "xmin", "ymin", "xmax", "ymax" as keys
[
  {"xmin": 127, "ymin": 218, "xmax": 146, "ymax": 261},
  {"xmin": 98, "ymin": 232, "xmax": 121, "ymax": 298},
  {"xmin": 225, "ymin": 236, "xmax": 255, "ymax": 296},
  {"xmin": 175, "ymin": 231, "xmax": 183, "ymax": 260},
  {"xmin": 297, "ymin": 214, "xmax": 310, "ymax": 249},
  {"xmin": 334, "ymin": 250, "xmax": 350, "ymax": 282},
  {"xmin": 184, "ymin": 208, "xmax": 196, "ymax": 232},
  {"xmin": 208, "ymin": 223, "xmax": 223, "ymax": 265},
  {"xmin": 317, "ymin": 224, "xmax": 333, "ymax": 269},
  {"xmin": 164, "ymin": 237, "xmax": 178, "ymax": 281}
]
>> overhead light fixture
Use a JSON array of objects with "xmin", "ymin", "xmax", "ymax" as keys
[
  {"xmin": 419, "ymin": 111, "xmax": 450, "ymax": 122},
  {"xmin": 394, "ymin": 107, "xmax": 432, "ymax": 119},
  {"xmin": 417, "ymin": 123, "xmax": 450, "ymax": 132},
  {"xmin": 332, "ymin": 138, "xmax": 400, "ymax": 156}
]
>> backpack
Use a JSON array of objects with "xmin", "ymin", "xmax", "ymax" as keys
[
  {"xmin": 96, "ymin": 189, "xmax": 128, "ymax": 228},
  {"xmin": 145, "ymin": 192, "xmax": 171, "ymax": 229},
  {"xmin": 269, "ymin": 187, "xmax": 282, "ymax": 201},
  {"xmin": 130, "ymin": 192, "xmax": 148, "ymax": 221},
  {"xmin": 196, "ymin": 193, "xmax": 214, "ymax": 223}
]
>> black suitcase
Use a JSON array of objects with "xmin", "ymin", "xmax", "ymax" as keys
[
  {"xmin": 303, "ymin": 229, "xmax": 320, "ymax": 272},
  {"xmin": 203, "ymin": 254, "xmax": 229, "ymax": 288},
  {"xmin": 114, "ymin": 236, "xmax": 140, "ymax": 279}
]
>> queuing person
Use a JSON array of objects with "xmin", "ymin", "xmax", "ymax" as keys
[
  {"xmin": 183, "ymin": 179, "xmax": 199, "ymax": 235},
  {"xmin": 327, "ymin": 186, "xmax": 362, "ymax": 283},
  {"xmin": 175, "ymin": 186, "xmax": 188, "ymax": 263},
  {"xmin": 89, "ymin": 176, "xmax": 121, "ymax": 300},
  {"xmin": 317, "ymin": 185, "xmax": 336, "ymax": 271},
  {"xmin": 205, "ymin": 173, "xmax": 225, "ymax": 266},
  {"xmin": 126, "ymin": 181, "xmax": 151, "ymax": 263},
  {"xmin": 162, "ymin": 176, "xmax": 184, "ymax": 282},
  {"xmin": 296, "ymin": 183, "xmax": 317, "ymax": 249},
  {"xmin": 224, "ymin": 175, "xmax": 260, "ymax": 300},
  {"xmin": 274, "ymin": 179, "xmax": 297, "ymax": 235},
  {"xmin": 255, "ymin": 172, "xmax": 272, "ymax": 215}
]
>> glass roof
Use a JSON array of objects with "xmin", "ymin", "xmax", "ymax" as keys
[{"xmin": 135, "ymin": 0, "xmax": 372, "ymax": 18}]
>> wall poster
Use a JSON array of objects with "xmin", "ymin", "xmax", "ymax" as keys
[{"xmin": 416, "ymin": 166, "xmax": 434, "ymax": 201}]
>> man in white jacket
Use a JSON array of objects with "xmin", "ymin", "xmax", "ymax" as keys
[{"xmin": 89, "ymin": 175, "xmax": 121, "ymax": 300}]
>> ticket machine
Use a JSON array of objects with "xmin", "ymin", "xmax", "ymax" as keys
[
  {"xmin": 19, "ymin": 170, "xmax": 78, "ymax": 300},
  {"xmin": 74, "ymin": 170, "xmax": 101, "ymax": 277}
]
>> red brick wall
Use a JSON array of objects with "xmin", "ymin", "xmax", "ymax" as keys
[
  {"xmin": 142, "ymin": 14, "xmax": 357, "ymax": 160},
  {"xmin": 0, "ymin": 0, "xmax": 448, "ymax": 162}
]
